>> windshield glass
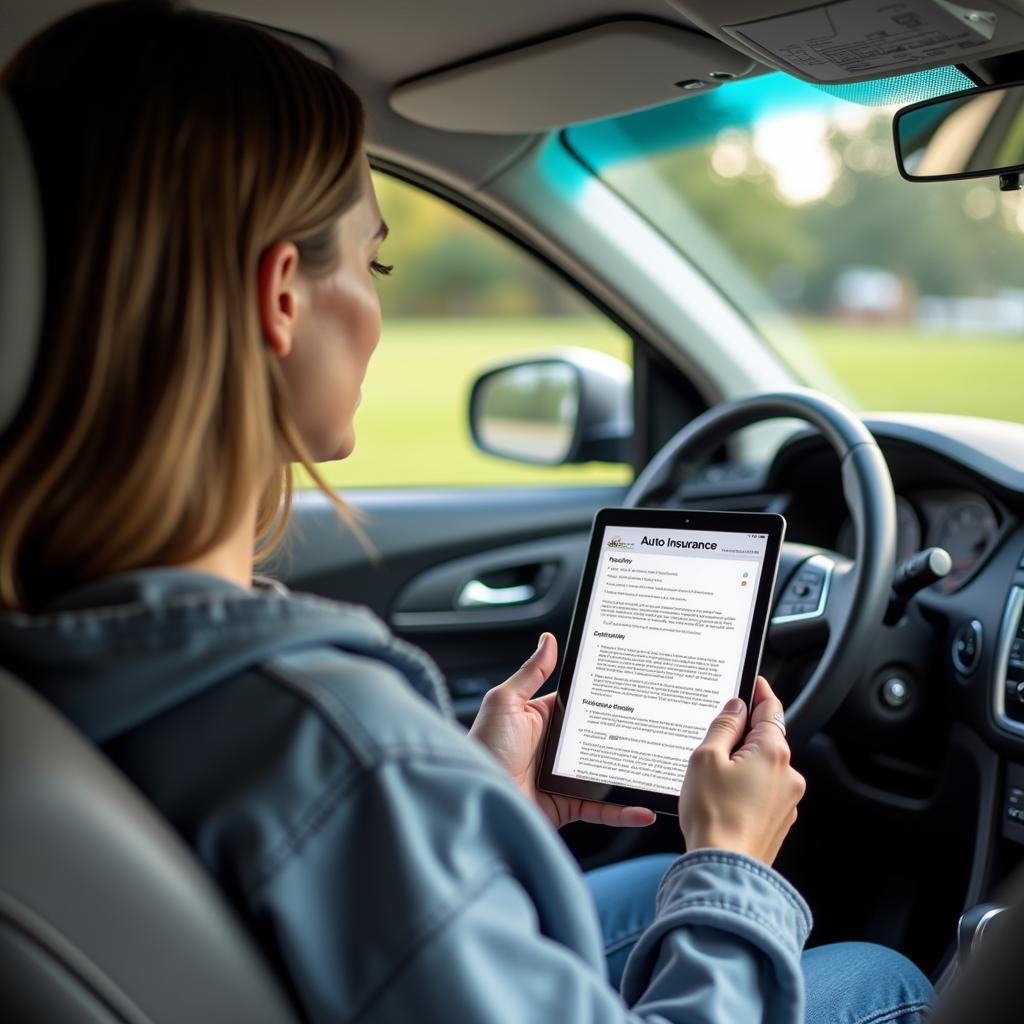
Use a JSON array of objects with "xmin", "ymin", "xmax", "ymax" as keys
[{"xmin": 568, "ymin": 71, "xmax": 1024, "ymax": 424}]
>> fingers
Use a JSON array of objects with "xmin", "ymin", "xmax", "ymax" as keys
[
  {"xmin": 743, "ymin": 677, "xmax": 791, "ymax": 757},
  {"xmin": 575, "ymin": 800, "xmax": 656, "ymax": 828},
  {"xmin": 749, "ymin": 676, "xmax": 785, "ymax": 728},
  {"xmin": 753, "ymin": 675, "xmax": 772, "ymax": 704},
  {"xmin": 693, "ymin": 695, "xmax": 749, "ymax": 761},
  {"xmin": 495, "ymin": 633, "xmax": 559, "ymax": 701},
  {"xmin": 680, "ymin": 676, "xmax": 805, "ymax": 865},
  {"xmin": 534, "ymin": 692, "xmax": 557, "ymax": 712}
]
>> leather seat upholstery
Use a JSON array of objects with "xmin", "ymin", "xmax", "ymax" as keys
[
  {"xmin": 0, "ymin": 90, "xmax": 43, "ymax": 435},
  {"xmin": 0, "ymin": 670, "xmax": 300, "ymax": 1023}
]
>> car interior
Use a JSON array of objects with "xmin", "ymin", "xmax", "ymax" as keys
[{"xmin": 4, "ymin": 1, "xmax": 1024, "ymax": 1020}]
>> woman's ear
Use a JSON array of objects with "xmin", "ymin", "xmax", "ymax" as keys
[{"xmin": 258, "ymin": 242, "xmax": 301, "ymax": 358}]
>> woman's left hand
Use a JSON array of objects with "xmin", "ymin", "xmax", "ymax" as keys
[{"xmin": 468, "ymin": 633, "xmax": 657, "ymax": 831}]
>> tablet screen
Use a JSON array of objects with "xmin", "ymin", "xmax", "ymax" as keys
[{"xmin": 550, "ymin": 522, "xmax": 773, "ymax": 796}]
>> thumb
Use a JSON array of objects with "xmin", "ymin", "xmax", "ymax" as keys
[
  {"xmin": 696, "ymin": 697, "xmax": 748, "ymax": 758},
  {"xmin": 497, "ymin": 633, "xmax": 558, "ymax": 701}
]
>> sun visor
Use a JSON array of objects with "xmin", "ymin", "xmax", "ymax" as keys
[
  {"xmin": 389, "ymin": 21, "xmax": 759, "ymax": 134},
  {"xmin": 668, "ymin": 0, "xmax": 1024, "ymax": 84}
]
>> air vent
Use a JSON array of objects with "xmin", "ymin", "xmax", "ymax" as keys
[{"xmin": 994, "ymin": 586, "xmax": 1024, "ymax": 735}]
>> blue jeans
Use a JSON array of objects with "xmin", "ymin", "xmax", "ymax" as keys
[{"xmin": 585, "ymin": 853, "xmax": 934, "ymax": 1024}]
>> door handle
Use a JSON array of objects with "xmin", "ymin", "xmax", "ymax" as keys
[
  {"xmin": 392, "ymin": 547, "xmax": 570, "ymax": 630},
  {"xmin": 456, "ymin": 579, "xmax": 537, "ymax": 608}
]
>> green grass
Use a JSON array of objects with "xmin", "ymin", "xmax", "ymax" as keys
[
  {"xmin": 797, "ymin": 318, "xmax": 1024, "ymax": 422},
  {"xmin": 300, "ymin": 316, "xmax": 1024, "ymax": 490},
  {"xmin": 303, "ymin": 317, "xmax": 632, "ymax": 489}
]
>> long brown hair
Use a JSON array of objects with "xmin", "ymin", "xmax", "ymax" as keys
[{"xmin": 0, "ymin": 0, "xmax": 365, "ymax": 611}]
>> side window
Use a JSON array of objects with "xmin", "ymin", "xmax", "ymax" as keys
[{"xmin": 307, "ymin": 172, "xmax": 632, "ymax": 488}]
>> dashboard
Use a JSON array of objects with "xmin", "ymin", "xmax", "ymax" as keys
[
  {"xmin": 681, "ymin": 411, "xmax": 1024, "ymax": 759},
  {"xmin": 748, "ymin": 413, "xmax": 1024, "ymax": 964},
  {"xmin": 668, "ymin": 411, "xmax": 1024, "ymax": 926}
]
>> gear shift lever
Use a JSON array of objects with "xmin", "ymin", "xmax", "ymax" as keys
[{"xmin": 957, "ymin": 903, "xmax": 1006, "ymax": 964}]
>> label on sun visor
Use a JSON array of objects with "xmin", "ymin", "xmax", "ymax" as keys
[{"xmin": 726, "ymin": 0, "xmax": 1024, "ymax": 83}]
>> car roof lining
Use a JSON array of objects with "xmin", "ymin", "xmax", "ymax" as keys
[{"xmin": 2, "ymin": 2, "xmax": 1023, "ymax": 224}]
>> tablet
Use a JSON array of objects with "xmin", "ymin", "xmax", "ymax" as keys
[{"xmin": 538, "ymin": 507, "xmax": 785, "ymax": 816}]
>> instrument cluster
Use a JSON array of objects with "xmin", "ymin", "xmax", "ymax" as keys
[{"xmin": 837, "ymin": 490, "xmax": 1001, "ymax": 593}]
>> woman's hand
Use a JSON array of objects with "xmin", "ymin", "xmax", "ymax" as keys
[
  {"xmin": 678, "ymin": 677, "xmax": 805, "ymax": 865},
  {"xmin": 469, "ymin": 633, "xmax": 657, "ymax": 831}
]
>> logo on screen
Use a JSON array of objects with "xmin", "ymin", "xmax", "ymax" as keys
[{"xmin": 606, "ymin": 535, "xmax": 634, "ymax": 549}]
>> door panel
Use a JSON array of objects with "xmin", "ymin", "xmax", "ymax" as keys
[{"xmin": 275, "ymin": 484, "xmax": 625, "ymax": 723}]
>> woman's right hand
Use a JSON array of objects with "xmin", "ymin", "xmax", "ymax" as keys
[{"xmin": 678, "ymin": 677, "xmax": 806, "ymax": 866}]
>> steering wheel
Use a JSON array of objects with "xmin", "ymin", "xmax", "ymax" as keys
[{"xmin": 624, "ymin": 388, "xmax": 897, "ymax": 747}]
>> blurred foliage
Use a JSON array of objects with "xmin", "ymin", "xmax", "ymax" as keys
[
  {"xmin": 320, "ymin": 176, "xmax": 633, "ymax": 489},
  {"xmin": 372, "ymin": 173, "xmax": 581, "ymax": 317},
  {"xmin": 374, "ymin": 110, "xmax": 1024, "ymax": 325},
  {"xmin": 633, "ymin": 113, "xmax": 1024, "ymax": 313}
]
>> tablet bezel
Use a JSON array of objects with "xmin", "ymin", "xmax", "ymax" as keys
[{"xmin": 537, "ymin": 506, "xmax": 786, "ymax": 817}]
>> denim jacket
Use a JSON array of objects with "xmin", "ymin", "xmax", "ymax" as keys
[{"xmin": 0, "ymin": 569, "xmax": 812, "ymax": 1023}]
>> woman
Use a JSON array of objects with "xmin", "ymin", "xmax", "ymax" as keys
[{"xmin": 0, "ymin": 2, "xmax": 933, "ymax": 1022}]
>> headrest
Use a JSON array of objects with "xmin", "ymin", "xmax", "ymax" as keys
[{"xmin": 0, "ymin": 90, "xmax": 44, "ymax": 437}]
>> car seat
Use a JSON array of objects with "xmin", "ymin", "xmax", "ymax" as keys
[{"xmin": 0, "ymin": 89, "xmax": 298, "ymax": 1023}]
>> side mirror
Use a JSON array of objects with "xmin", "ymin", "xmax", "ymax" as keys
[
  {"xmin": 894, "ymin": 80, "xmax": 1024, "ymax": 189},
  {"xmin": 468, "ymin": 349, "xmax": 632, "ymax": 466}
]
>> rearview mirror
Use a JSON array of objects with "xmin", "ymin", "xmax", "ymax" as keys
[
  {"xmin": 469, "ymin": 349, "xmax": 632, "ymax": 466},
  {"xmin": 894, "ymin": 81, "xmax": 1024, "ymax": 188}
]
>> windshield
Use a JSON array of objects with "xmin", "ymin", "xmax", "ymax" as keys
[{"xmin": 568, "ymin": 71, "xmax": 1024, "ymax": 424}]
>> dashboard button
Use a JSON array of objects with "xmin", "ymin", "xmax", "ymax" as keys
[
  {"xmin": 1011, "ymin": 639, "xmax": 1024, "ymax": 671},
  {"xmin": 952, "ymin": 620, "xmax": 983, "ymax": 676},
  {"xmin": 1006, "ymin": 685, "xmax": 1024, "ymax": 723},
  {"xmin": 880, "ymin": 676, "xmax": 911, "ymax": 709}
]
